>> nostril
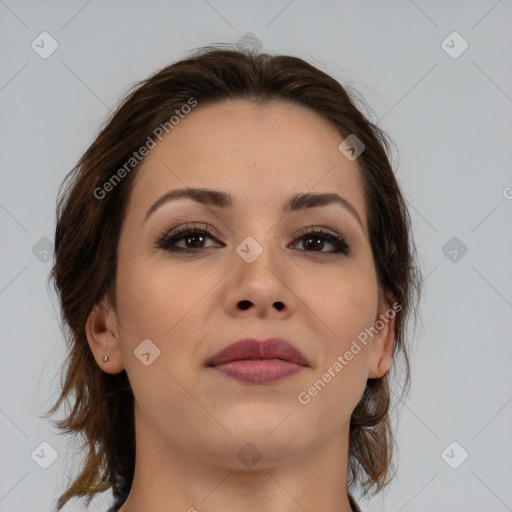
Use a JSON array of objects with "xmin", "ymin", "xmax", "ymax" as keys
[
  {"xmin": 273, "ymin": 301, "xmax": 284, "ymax": 311},
  {"xmin": 238, "ymin": 300, "xmax": 252, "ymax": 310}
]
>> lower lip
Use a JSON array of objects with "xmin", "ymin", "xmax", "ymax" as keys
[{"xmin": 210, "ymin": 359, "xmax": 306, "ymax": 384}]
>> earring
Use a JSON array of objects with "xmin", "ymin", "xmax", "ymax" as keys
[{"xmin": 103, "ymin": 355, "xmax": 109, "ymax": 362}]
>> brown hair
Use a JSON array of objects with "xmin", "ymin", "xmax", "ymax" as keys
[{"xmin": 44, "ymin": 44, "xmax": 422, "ymax": 510}]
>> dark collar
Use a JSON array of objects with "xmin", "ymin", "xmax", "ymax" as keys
[{"xmin": 348, "ymin": 493, "xmax": 363, "ymax": 512}]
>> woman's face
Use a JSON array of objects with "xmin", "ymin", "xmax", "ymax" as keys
[{"xmin": 89, "ymin": 99, "xmax": 394, "ymax": 470}]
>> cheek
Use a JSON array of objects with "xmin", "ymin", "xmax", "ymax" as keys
[
  {"xmin": 115, "ymin": 257, "xmax": 219, "ymax": 368},
  {"xmin": 116, "ymin": 256, "xmax": 196, "ymax": 331},
  {"xmin": 300, "ymin": 261, "xmax": 378, "ymax": 403},
  {"xmin": 304, "ymin": 262, "xmax": 379, "ymax": 345},
  {"xmin": 114, "ymin": 260, "xmax": 201, "ymax": 406},
  {"xmin": 298, "ymin": 274, "xmax": 375, "ymax": 421}
]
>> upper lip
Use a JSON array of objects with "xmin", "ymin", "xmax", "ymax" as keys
[{"xmin": 206, "ymin": 337, "xmax": 309, "ymax": 367}]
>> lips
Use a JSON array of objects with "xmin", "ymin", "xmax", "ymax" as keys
[
  {"xmin": 206, "ymin": 337, "xmax": 309, "ymax": 367},
  {"xmin": 206, "ymin": 337, "xmax": 309, "ymax": 384}
]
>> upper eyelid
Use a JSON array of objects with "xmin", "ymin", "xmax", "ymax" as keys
[
  {"xmin": 162, "ymin": 223, "xmax": 345, "ymax": 239},
  {"xmin": 160, "ymin": 224, "xmax": 350, "ymax": 251}
]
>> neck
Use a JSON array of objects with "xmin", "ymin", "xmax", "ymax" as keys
[{"xmin": 118, "ymin": 410, "xmax": 355, "ymax": 512}]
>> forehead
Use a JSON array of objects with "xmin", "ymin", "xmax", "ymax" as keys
[{"xmin": 128, "ymin": 99, "xmax": 367, "ymax": 227}]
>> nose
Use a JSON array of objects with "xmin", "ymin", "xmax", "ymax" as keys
[{"xmin": 222, "ymin": 239, "xmax": 296, "ymax": 319}]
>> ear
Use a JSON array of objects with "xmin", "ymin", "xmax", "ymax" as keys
[
  {"xmin": 367, "ymin": 293, "xmax": 397, "ymax": 379},
  {"xmin": 85, "ymin": 297, "xmax": 125, "ymax": 374}
]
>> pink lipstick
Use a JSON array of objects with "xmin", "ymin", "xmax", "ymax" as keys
[{"xmin": 206, "ymin": 337, "xmax": 309, "ymax": 384}]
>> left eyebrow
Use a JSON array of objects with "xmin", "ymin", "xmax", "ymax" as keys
[{"xmin": 143, "ymin": 187, "xmax": 365, "ymax": 232}]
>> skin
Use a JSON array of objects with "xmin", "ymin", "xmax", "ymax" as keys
[{"xmin": 86, "ymin": 99, "xmax": 395, "ymax": 512}]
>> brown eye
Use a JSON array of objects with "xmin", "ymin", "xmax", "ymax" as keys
[
  {"xmin": 156, "ymin": 224, "xmax": 351, "ymax": 256},
  {"xmin": 291, "ymin": 228, "xmax": 351, "ymax": 255},
  {"xmin": 157, "ymin": 224, "xmax": 222, "ymax": 253}
]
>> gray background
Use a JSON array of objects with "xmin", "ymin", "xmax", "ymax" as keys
[{"xmin": 1, "ymin": 1, "xmax": 511, "ymax": 511}]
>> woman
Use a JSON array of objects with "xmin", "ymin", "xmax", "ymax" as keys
[{"xmin": 45, "ymin": 45, "xmax": 422, "ymax": 512}]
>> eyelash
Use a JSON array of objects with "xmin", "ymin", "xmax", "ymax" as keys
[{"xmin": 156, "ymin": 222, "xmax": 351, "ymax": 256}]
